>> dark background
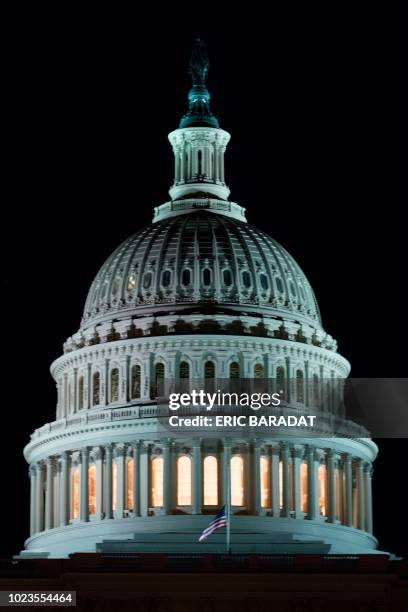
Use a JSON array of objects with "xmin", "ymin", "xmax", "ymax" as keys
[{"xmin": 1, "ymin": 16, "xmax": 406, "ymax": 558}]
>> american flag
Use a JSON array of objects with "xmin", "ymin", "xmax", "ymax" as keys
[{"xmin": 198, "ymin": 506, "xmax": 228, "ymax": 542}]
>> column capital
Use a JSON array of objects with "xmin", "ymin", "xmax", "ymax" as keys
[
  {"xmin": 132, "ymin": 441, "xmax": 142, "ymax": 452},
  {"xmin": 60, "ymin": 451, "xmax": 69, "ymax": 462},
  {"xmin": 80, "ymin": 447, "xmax": 90, "ymax": 460},
  {"xmin": 293, "ymin": 444, "xmax": 304, "ymax": 459},
  {"xmin": 29, "ymin": 465, "xmax": 36, "ymax": 477},
  {"xmin": 93, "ymin": 446, "xmax": 104, "ymax": 461},
  {"xmin": 114, "ymin": 444, "xmax": 127, "ymax": 458},
  {"xmin": 192, "ymin": 437, "xmax": 202, "ymax": 448}
]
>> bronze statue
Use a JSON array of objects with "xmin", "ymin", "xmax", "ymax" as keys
[{"xmin": 189, "ymin": 38, "xmax": 209, "ymax": 86}]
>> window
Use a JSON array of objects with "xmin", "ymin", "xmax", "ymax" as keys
[
  {"xmin": 229, "ymin": 361, "xmax": 240, "ymax": 379},
  {"xmin": 110, "ymin": 368, "xmax": 119, "ymax": 402},
  {"xmin": 296, "ymin": 370, "xmax": 304, "ymax": 403},
  {"xmin": 313, "ymin": 374, "xmax": 320, "ymax": 406},
  {"xmin": 151, "ymin": 362, "xmax": 165, "ymax": 398},
  {"xmin": 112, "ymin": 461, "xmax": 117, "ymax": 512},
  {"xmin": 204, "ymin": 456, "xmax": 218, "ymax": 506},
  {"xmin": 198, "ymin": 149, "xmax": 202, "ymax": 174},
  {"xmin": 242, "ymin": 271, "xmax": 251, "ymax": 288},
  {"xmin": 179, "ymin": 361, "xmax": 189, "ymax": 379},
  {"xmin": 127, "ymin": 459, "xmax": 134, "ymax": 511},
  {"xmin": 254, "ymin": 363, "xmax": 264, "ymax": 378},
  {"xmin": 151, "ymin": 456, "xmax": 163, "ymax": 507},
  {"xmin": 88, "ymin": 465, "xmax": 96, "ymax": 514},
  {"xmin": 78, "ymin": 376, "xmax": 84, "ymax": 410},
  {"xmin": 260, "ymin": 456, "xmax": 270, "ymax": 508},
  {"xmin": 260, "ymin": 273, "xmax": 269, "ymax": 290},
  {"xmin": 131, "ymin": 365, "xmax": 141, "ymax": 400},
  {"xmin": 203, "ymin": 268, "xmax": 211, "ymax": 286},
  {"xmin": 143, "ymin": 272, "xmax": 152, "ymax": 289},
  {"xmin": 182, "ymin": 269, "xmax": 191, "ymax": 286},
  {"xmin": 71, "ymin": 468, "xmax": 79, "ymax": 519},
  {"xmin": 127, "ymin": 274, "xmax": 136, "ymax": 291},
  {"xmin": 223, "ymin": 269, "xmax": 232, "ymax": 287},
  {"xmin": 276, "ymin": 366, "xmax": 285, "ymax": 399},
  {"xmin": 162, "ymin": 270, "xmax": 171, "ymax": 287},
  {"xmin": 204, "ymin": 361, "xmax": 215, "ymax": 378},
  {"xmin": 275, "ymin": 277, "xmax": 284, "ymax": 293},
  {"xmin": 318, "ymin": 464, "xmax": 327, "ymax": 516},
  {"xmin": 231, "ymin": 456, "xmax": 244, "ymax": 506},
  {"xmin": 91, "ymin": 372, "xmax": 100, "ymax": 406},
  {"xmin": 301, "ymin": 462, "xmax": 308, "ymax": 512},
  {"xmin": 177, "ymin": 456, "xmax": 192, "ymax": 506}
]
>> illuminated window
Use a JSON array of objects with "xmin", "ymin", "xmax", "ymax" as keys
[
  {"xmin": 313, "ymin": 374, "xmax": 320, "ymax": 406},
  {"xmin": 296, "ymin": 370, "xmax": 304, "ymax": 403},
  {"xmin": 318, "ymin": 464, "xmax": 327, "ymax": 516},
  {"xmin": 71, "ymin": 467, "xmax": 79, "ymax": 519},
  {"xmin": 204, "ymin": 456, "xmax": 218, "ymax": 506},
  {"xmin": 131, "ymin": 365, "xmax": 141, "ymax": 400},
  {"xmin": 177, "ymin": 456, "xmax": 192, "ymax": 506},
  {"xmin": 112, "ymin": 461, "xmax": 117, "ymax": 512},
  {"xmin": 301, "ymin": 462, "xmax": 308, "ymax": 512},
  {"xmin": 229, "ymin": 362, "xmax": 240, "ymax": 379},
  {"xmin": 231, "ymin": 455, "xmax": 244, "ymax": 506},
  {"xmin": 78, "ymin": 376, "xmax": 84, "ymax": 410},
  {"xmin": 88, "ymin": 464, "xmax": 96, "ymax": 514},
  {"xmin": 127, "ymin": 459, "xmax": 134, "ymax": 510},
  {"xmin": 127, "ymin": 274, "xmax": 136, "ymax": 291},
  {"xmin": 254, "ymin": 363, "xmax": 264, "ymax": 378},
  {"xmin": 151, "ymin": 456, "xmax": 164, "ymax": 507},
  {"xmin": 92, "ymin": 372, "xmax": 100, "ymax": 406},
  {"xmin": 260, "ymin": 456, "xmax": 270, "ymax": 508},
  {"xmin": 110, "ymin": 368, "xmax": 119, "ymax": 402}
]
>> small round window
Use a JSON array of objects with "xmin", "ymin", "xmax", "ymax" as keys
[
  {"xmin": 242, "ymin": 271, "xmax": 251, "ymax": 288},
  {"xmin": 143, "ymin": 272, "xmax": 152, "ymax": 289},
  {"xmin": 275, "ymin": 277, "xmax": 284, "ymax": 293},
  {"xmin": 182, "ymin": 269, "xmax": 191, "ymax": 286},
  {"xmin": 127, "ymin": 274, "xmax": 136, "ymax": 291},
  {"xmin": 162, "ymin": 270, "xmax": 171, "ymax": 287},
  {"xmin": 203, "ymin": 268, "xmax": 212, "ymax": 286},
  {"xmin": 223, "ymin": 269, "xmax": 232, "ymax": 287},
  {"xmin": 260, "ymin": 273, "xmax": 268, "ymax": 290}
]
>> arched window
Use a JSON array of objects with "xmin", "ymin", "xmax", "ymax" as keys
[
  {"xmin": 162, "ymin": 270, "xmax": 171, "ymax": 287},
  {"xmin": 242, "ymin": 271, "xmax": 251, "ymax": 288},
  {"xmin": 204, "ymin": 456, "xmax": 218, "ymax": 506},
  {"xmin": 110, "ymin": 368, "xmax": 119, "ymax": 402},
  {"xmin": 223, "ymin": 269, "xmax": 232, "ymax": 287},
  {"xmin": 296, "ymin": 370, "xmax": 304, "ymax": 403},
  {"xmin": 88, "ymin": 464, "xmax": 96, "ymax": 514},
  {"xmin": 179, "ymin": 361, "xmax": 189, "ymax": 379},
  {"xmin": 260, "ymin": 273, "xmax": 269, "ymax": 290},
  {"xmin": 177, "ymin": 456, "xmax": 192, "ymax": 506},
  {"xmin": 126, "ymin": 458, "xmax": 134, "ymax": 511},
  {"xmin": 313, "ymin": 374, "xmax": 320, "ymax": 406},
  {"xmin": 276, "ymin": 366, "xmax": 285, "ymax": 399},
  {"xmin": 204, "ymin": 361, "xmax": 215, "ymax": 379},
  {"xmin": 131, "ymin": 365, "xmax": 141, "ymax": 400},
  {"xmin": 229, "ymin": 361, "xmax": 240, "ymax": 379},
  {"xmin": 78, "ymin": 376, "xmax": 84, "ymax": 410},
  {"xmin": 254, "ymin": 363, "xmax": 264, "ymax": 378},
  {"xmin": 318, "ymin": 464, "xmax": 327, "ymax": 516},
  {"xmin": 203, "ymin": 268, "xmax": 212, "ymax": 286},
  {"xmin": 260, "ymin": 456, "xmax": 270, "ymax": 508},
  {"xmin": 151, "ymin": 362, "xmax": 165, "ymax": 398},
  {"xmin": 231, "ymin": 455, "xmax": 244, "ymax": 506},
  {"xmin": 71, "ymin": 467, "xmax": 79, "ymax": 519},
  {"xmin": 127, "ymin": 273, "xmax": 136, "ymax": 291},
  {"xmin": 275, "ymin": 277, "xmax": 284, "ymax": 293},
  {"xmin": 182, "ymin": 269, "xmax": 191, "ymax": 286},
  {"xmin": 92, "ymin": 372, "xmax": 100, "ymax": 406},
  {"xmin": 151, "ymin": 456, "xmax": 163, "ymax": 507},
  {"xmin": 301, "ymin": 462, "xmax": 308, "ymax": 513},
  {"xmin": 143, "ymin": 272, "xmax": 152, "ymax": 289},
  {"xmin": 112, "ymin": 461, "xmax": 117, "ymax": 512}
]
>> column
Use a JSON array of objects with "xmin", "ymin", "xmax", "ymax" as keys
[
  {"xmin": 45, "ymin": 457, "xmax": 54, "ymax": 530},
  {"xmin": 35, "ymin": 463, "xmax": 44, "ymax": 533},
  {"xmin": 163, "ymin": 440, "xmax": 172, "ymax": 515},
  {"xmin": 104, "ymin": 359, "xmax": 110, "ymax": 406},
  {"xmin": 73, "ymin": 368, "xmax": 78, "ymax": 413},
  {"xmin": 192, "ymin": 438, "xmax": 202, "ymax": 514},
  {"xmin": 285, "ymin": 357, "xmax": 291, "ymax": 404},
  {"xmin": 271, "ymin": 444, "xmax": 280, "ymax": 517},
  {"xmin": 126, "ymin": 355, "xmax": 131, "ymax": 402},
  {"xmin": 59, "ymin": 452, "xmax": 69, "ymax": 527},
  {"xmin": 132, "ymin": 442, "xmax": 141, "ymax": 516},
  {"xmin": 29, "ymin": 466, "xmax": 36, "ymax": 536},
  {"xmin": 327, "ymin": 448, "xmax": 336, "ymax": 523},
  {"xmin": 63, "ymin": 373, "xmax": 68, "ymax": 417},
  {"xmin": 344, "ymin": 454, "xmax": 353, "ymax": 527},
  {"xmin": 364, "ymin": 463, "xmax": 373, "ymax": 534},
  {"xmin": 293, "ymin": 445, "xmax": 302, "ymax": 518},
  {"xmin": 304, "ymin": 361, "xmax": 310, "ymax": 407},
  {"xmin": 87, "ymin": 363, "xmax": 92, "ymax": 409},
  {"xmin": 281, "ymin": 443, "xmax": 290, "ymax": 517},
  {"xmin": 253, "ymin": 441, "xmax": 261, "ymax": 515},
  {"xmin": 80, "ymin": 448, "xmax": 89, "ymax": 522},
  {"xmin": 222, "ymin": 438, "xmax": 231, "ymax": 507},
  {"xmin": 95, "ymin": 447, "xmax": 104, "ymax": 520},
  {"xmin": 115, "ymin": 445, "xmax": 125, "ymax": 517},
  {"xmin": 105, "ymin": 445, "xmax": 113, "ymax": 519},
  {"xmin": 357, "ymin": 459, "xmax": 365, "ymax": 530},
  {"xmin": 306, "ymin": 446, "xmax": 318, "ymax": 520}
]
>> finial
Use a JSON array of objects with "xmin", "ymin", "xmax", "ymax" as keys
[{"xmin": 179, "ymin": 39, "xmax": 219, "ymax": 129}]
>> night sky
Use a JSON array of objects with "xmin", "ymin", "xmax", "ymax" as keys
[{"xmin": 2, "ymin": 20, "xmax": 406, "ymax": 559}]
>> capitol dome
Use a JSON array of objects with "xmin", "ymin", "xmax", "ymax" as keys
[{"xmin": 21, "ymin": 41, "xmax": 379, "ymax": 560}]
